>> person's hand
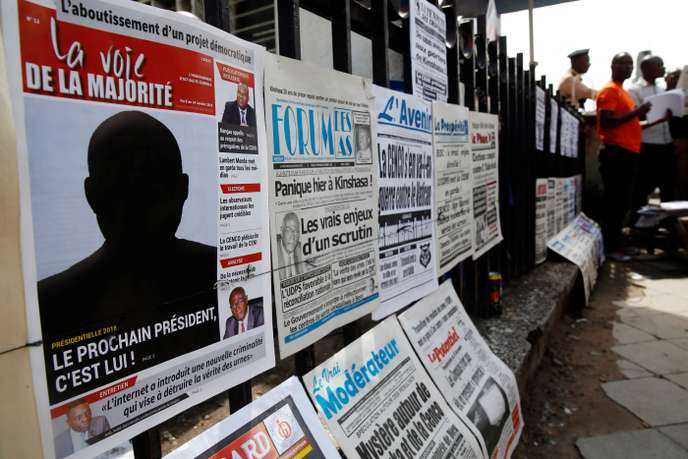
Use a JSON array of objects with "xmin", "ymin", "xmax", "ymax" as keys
[{"xmin": 636, "ymin": 102, "xmax": 652, "ymax": 117}]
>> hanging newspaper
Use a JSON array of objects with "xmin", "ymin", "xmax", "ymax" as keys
[
  {"xmin": 549, "ymin": 99, "xmax": 558, "ymax": 154},
  {"xmin": 165, "ymin": 377, "xmax": 339, "ymax": 459},
  {"xmin": 409, "ymin": 0, "xmax": 448, "ymax": 101},
  {"xmin": 470, "ymin": 112, "xmax": 503, "ymax": 259},
  {"xmin": 535, "ymin": 179, "xmax": 549, "ymax": 264},
  {"xmin": 546, "ymin": 178, "xmax": 557, "ymax": 241},
  {"xmin": 554, "ymin": 178, "xmax": 566, "ymax": 234},
  {"xmin": 371, "ymin": 84, "xmax": 438, "ymax": 320},
  {"xmin": 432, "ymin": 101, "xmax": 474, "ymax": 276},
  {"xmin": 398, "ymin": 280, "xmax": 524, "ymax": 459},
  {"xmin": 574, "ymin": 174, "xmax": 583, "ymax": 214},
  {"xmin": 1, "ymin": 0, "xmax": 275, "ymax": 457},
  {"xmin": 565, "ymin": 177, "xmax": 577, "ymax": 225},
  {"xmin": 559, "ymin": 110, "xmax": 569, "ymax": 157},
  {"xmin": 303, "ymin": 316, "xmax": 486, "ymax": 459},
  {"xmin": 265, "ymin": 56, "xmax": 380, "ymax": 357},
  {"xmin": 547, "ymin": 213, "xmax": 604, "ymax": 303},
  {"xmin": 570, "ymin": 113, "xmax": 579, "ymax": 158},
  {"xmin": 535, "ymin": 86, "xmax": 546, "ymax": 152}
]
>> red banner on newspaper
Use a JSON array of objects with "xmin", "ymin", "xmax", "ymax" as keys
[
  {"xmin": 18, "ymin": 0, "xmax": 215, "ymax": 114},
  {"xmin": 50, "ymin": 376, "xmax": 138, "ymax": 419},
  {"xmin": 217, "ymin": 62, "xmax": 255, "ymax": 88}
]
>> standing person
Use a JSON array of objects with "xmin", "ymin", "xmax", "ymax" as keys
[
  {"xmin": 558, "ymin": 49, "xmax": 597, "ymax": 110},
  {"xmin": 629, "ymin": 55, "xmax": 676, "ymax": 216},
  {"xmin": 596, "ymin": 52, "xmax": 651, "ymax": 262}
]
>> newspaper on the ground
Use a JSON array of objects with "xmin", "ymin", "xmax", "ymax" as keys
[
  {"xmin": 165, "ymin": 377, "xmax": 339, "ymax": 459},
  {"xmin": 1, "ymin": 1, "xmax": 275, "ymax": 457},
  {"xmin": 371, "ymin": 84, "xmax": 438, "ymax": 320},
  {"xmin": 535, "ymin": 179, "xmax": 549, "ymax": 264},
  {"xmin": 432, "ymin": 101, "xmax": 474, "ymax": 276},
  {"xmin": 547, "ymin": 213, "xmax": 604, "ymax": 303},
  {"xmin": 535, "ymin": 87, "xmax": 546, "ymax": 152},
  {"xmin": 549, "ymin": 99, "xmax": 558, "ymax": 154},
  {"xmin": 303, "ymin": 316, "xmax": 486, "ymax": 459},
  {"xmin": 264, "ymin": 55, "xmax": 380, "ymax": 357},
  {"xmin": 470, "ymin": 112, "xmax": 503, "ymax": 259},
  {"xmin": 398, "ymin": 280, "xmax": 524, "ymax": 459},
  {"xmin": 409, "ymin": 0, "xmax": 448, "ymax": 101}
]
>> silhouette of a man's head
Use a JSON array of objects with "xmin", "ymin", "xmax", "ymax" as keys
[{"xmin": 85, "ymin": 111, "xmax": 188, "ymax": 249}]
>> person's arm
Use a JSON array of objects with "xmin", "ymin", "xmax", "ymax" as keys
[
  {"xmin": 599, "ymin": 102, "xmax": 651, "ymax": 128},
  {"xmin": 641, "ymin": 109, "xmax": 673, "ymax": 129},
  {"xmin": 574, "ymin": 79, "xmax": 597, "ymax": 100}
]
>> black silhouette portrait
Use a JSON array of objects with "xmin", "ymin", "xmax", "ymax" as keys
[{"xmin": 38, "ymin": 111, "xmax": 219, "ymax": 400}]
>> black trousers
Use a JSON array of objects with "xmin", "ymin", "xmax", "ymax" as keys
[
  {"xmin": 631, "ymin": 143, "xmax": 676, "ymax": 214},
  {"xmin": 599, "ymin": 145, "xmax": 639, "ymax": 252}
]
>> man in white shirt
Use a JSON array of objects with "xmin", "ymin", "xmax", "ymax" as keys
[
  {"xmin": 629, "ymin": 55, "xmax": 676, "ymax": 216},
  {"xmin": 276, "ymin": 212, "xmax": 303, "ymax": 280},
  {"xmin": 558, "ymin": 49, "xmax": 597, "ymax": 110}
]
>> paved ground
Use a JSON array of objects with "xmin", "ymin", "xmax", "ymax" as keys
[
  {"xmin": 516, "ymin": 252, "xmax": 688, "ymax": 458},
  {"xmin": 576, "ymin": 254, "xmax": 688, "ymax": 458}
]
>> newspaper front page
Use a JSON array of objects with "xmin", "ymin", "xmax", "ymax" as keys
[
  {"xmin": 165, "ymin": 377, "xmax": 339, "ymax": 458},
  {"xmin": 470, "ymin": 112, "xmax": 503, "ymax": 259},
  {"xmin": 554, "ymin": 178, "xmax": 566, "ymax": 234},
  {"xmin": 1, "ymin": 1, "xmax": 275, "ymax": 457},
  {"xmin": 535, "ymin": 87, "xmax": 546, "ymax": 152},
  {"xmin": 398, "ymin": 280, "xmax": 524, "ymax": 459},
  {"xmin": 371, "ymin": 84, "xmax": 438, "ymax": 320},
  {"xmin": 409, "ymin": 0, "xmax": 448, "ymax": 101},
  {"xmin": 303, "ymin": 316, "xmax": 485, "ymax": 459},
  {"xmin": 432, "ymin": 101, "xmax": 474, "ymax": 276},
  {"xmin": 265, "ymin": 55, "xmax": 380, "ymax": 357},
  {"xmin": 547, "ymin": 214, "xmax": 604, "ymax": 303},
  {"xmin": 549, "ymin": 99, "xmax": 558, "ymax": 154},
  {"xmin": 546, "ymin": 178, "xmax": 558, "ymax": 242},
  {"xmin": 535, "ymin": 179, "xmax": 549, "ymax": 264}
]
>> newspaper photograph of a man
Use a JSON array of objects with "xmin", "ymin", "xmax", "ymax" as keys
[
  {"xmin": 53, "ymin": 399, "xmax": 110, "ymax": 458},
  {"xmin": 354, "ymin": 123, "xmax": 373, "ymax": 164},
  {"xmin": 33, "ymin": 108, "xmax": 219, "ymax": 402},
  {"xmin": 222, "ymin": 286, "xmax": 264, "ymax": 338},
  {"xmin": 221, "ymin": 82, "xmax": 256, "ymax": 128},
  {"xmin": 275, "ymin": 212, "xmax": 304, "ymax": 280}
]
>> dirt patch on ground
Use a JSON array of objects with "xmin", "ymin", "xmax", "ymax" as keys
[{"xmin": 513, "ymin": 262, "xmax": 647, "ymax": 458}]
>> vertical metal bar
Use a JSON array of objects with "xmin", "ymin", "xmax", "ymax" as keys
[
  {"xmin": 498, "ymin": 36, "xmax": 510, "ymax": 282},
  {"xmin": 204, "ymin": 0, "xmax": 230, "ymax": 32},
  {"xmin": 371, "ymin": 0, "xmax": 390, "ymax": 87},
  {"xmin": 277, "ymin": 0, "xmax": 301, "ymax": 59},
  {"xmin": 515, "ymin": 53, "xmax": 525, "ymax": 275},
  {"xmin": 507, "ymin": 56, "xmax": 517, "ymax": 279},
  {"xmin": 457, "ymin": 16, "xmax": 476, "ymax": 314},
  {"xmin": 445, "ymin": 3, "xmax": 459, "ymax": 104},
  {"xmin": 331, "ymin": 0, "xmax": 352, "ymax": 73},
  {"xmin": 132, "ymin": 429, "xmax": 162, "ymax": 459},
  {"xmin": 459, "ymin": 20, "xmax": 475, "ymax": 110},
  {"xmin": 487, "ymin": 36, "xmax": 501, "ymax": 280},
  {"xmin": 402, "ymin": 10, "xmax": 412, "ymax": 94}
]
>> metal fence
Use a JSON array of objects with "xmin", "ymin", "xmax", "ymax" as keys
[{"xmin": 131, "ymin": 0, "xmax": 585, "ymax": 456}]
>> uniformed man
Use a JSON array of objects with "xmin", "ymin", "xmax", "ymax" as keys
[{"xmin": 558, "ymin": 49, "xmax": 597, "ymax": 109}]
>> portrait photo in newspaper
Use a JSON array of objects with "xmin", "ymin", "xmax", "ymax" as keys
[{"xmin": 1, "ymin": 0, "xmax": 275, "ymax": 456}]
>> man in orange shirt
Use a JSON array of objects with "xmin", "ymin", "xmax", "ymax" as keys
[{"xmin": 596, "ymin": 52, "xmax": 651, "ymax": 261}]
